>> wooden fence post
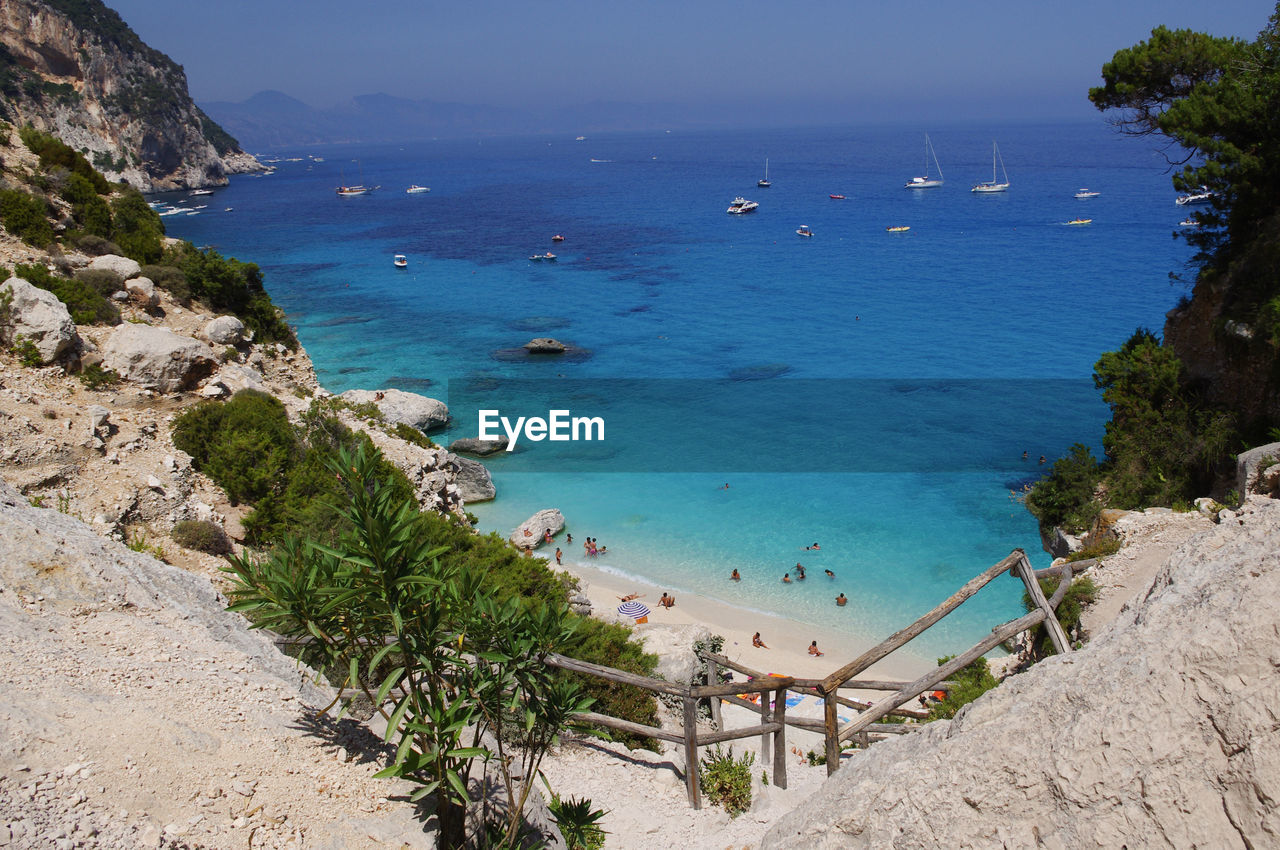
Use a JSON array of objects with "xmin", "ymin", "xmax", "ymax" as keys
[
  {"xmin": 682, "ymin": 696, "xmax": 701, "ymax": 809},
  {"xmin": 706, "ymin": 656, "xmax": 723, "ymax": 730},
  {"xmin": 1016, "ymin": 553, "xmax": 1071, "ymax": 655},
  {"xmin": 772, "ymin": 686, "xmax": 788, "ymax": 790},
  {"xmin": 759, "ymin": 689, "xmax": 772, "ymax": 766},
  {"xmin": 823, "ymin": 687, "xmax": 840, "ymax": 775}
]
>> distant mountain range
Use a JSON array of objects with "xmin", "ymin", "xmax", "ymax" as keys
[{"xmin": 199, "ymin": 90, "xmax": 812, "ymax": 149}]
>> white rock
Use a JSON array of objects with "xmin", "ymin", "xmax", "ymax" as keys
[
  {"xmin": 87, "ymin": 254, "xmax": 141, "ymax": 280},
  {"xmin": 509, "ymin": 509, "xmax": 564, "ymax": 549},
  {"xmin": 102, "ymin": 325, "xmax": 217, "ymax": 393},
  {"xmin": 340, "ymin": 388, "xmax": 449, "ymax": 432},
  {"xmin": 125, "ymin": 276, "xmax": 159, "ymax": 308},
  {"xmin": 0, "ymin": 277, "xmax": 80, "ymax": 364},
  {"xmin": 203, "ymin": 315, "xmax": 246, "ymax": 346}
]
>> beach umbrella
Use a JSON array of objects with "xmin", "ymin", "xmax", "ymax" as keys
[{"xmin": 616, "ymin": 601, "xmax": 651, "ymax": 620}]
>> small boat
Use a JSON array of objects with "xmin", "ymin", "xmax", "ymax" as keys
[
  {"xmin": 905, "ymin": 133, "xmax": 944, "ymax": 189},
  {"xmin": 886, "ymin": 225, "xmax": 911, "ymax": 233},
  {"xmin": 551, "ymin": 234, "xmax": 565, "ymax": 242},
  {"xmin": 1074, "ymin": 188, "xmax": 1100, "ymax": 199},
  {"xmin": 726, "ymin": 197, "xmax": 759, "ymax": 214},
  {"xmin": 336, "ymin": 185, "xmax": 368, "ymax": 196},
  {"xmin": 529, "ymin": 252, "xmax": 558, "ymax": 261},
  {"xmin": 758, "ymin": 157, "xmax": 771, "ymax": 188},
  {"xmin": 223, "ymin": 207, "xmax": 233, "ymax": 212},
  {"xmin": 796, "ymin": 225, "xmax": 812, "ymax": 237},
  {"xmin": 406, "ymin": 185, "xmax": 430, "ymax": 194},
  {"xmin": 829, "ymin": 194, "xmax": 846, "ymax": 200},
  {"xmin": 575, "ymin": 136, "xmax": 586, "ymax": 141},
  {"xmin": 1179, "ymin": 218, "xmax": 1199, "ymax": 227},
  {"xmin": 1064, "ymin": 218, "xmax": 1092, "ymax": 226},
  {"xmin": 971, "ymin": 141, "xmax": 1010, "ymax": 193},
  {"xmin": 1176, "ymin": 187, "xmax": 1214, "ymax": 206},
  {"xmin": 589, "ymin": 158, "xmax": 612, "ymax": 163},
  {"xmin": 394, "ymin": 254, "xmax": 408, "ymax": 268},
  {"xmin": 189, "ymin": 189, "xmax": 214, "ymax": 196}
]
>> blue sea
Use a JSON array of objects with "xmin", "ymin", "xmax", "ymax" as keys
[{"xmin": 155, "ymin": 121, "xmax": 1193, "ymax": 666}]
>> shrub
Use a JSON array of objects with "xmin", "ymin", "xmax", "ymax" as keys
[
  {"xmin": 12, "ymin": 335, "xmax": 41, "ymax": 366},
  {"xmin": 0, "ymin": 188, "xmax": 53, "ymax": 247},
  {"xmin": 1022, "ymin": 576, "xmax": 1098, "ymax": 659},
  {"xmin": 72, "ymin": 267, "xmax": 124, "ymax": 297},
  {"xmin": 562, "ymin": 617, "xmax": 660, "ymax": 749},
  {"xmin": 698, "ymin": 745, "xmax": 754, "ymax": 817},
  {"xmin": 139, "ymin": 263, "xmax": 190, "ymax": 302},
  {"xmin": 547, "ymin": 794, "xmax": 608, "ymax": 850},
  {"xmin": 171, "ymin": 519, "xmax": 234, "ymax": 556},
  {"xmin": 110, "ymin": 188, "xmax": 164, "ymax": 263},
  {"xmin": 171, "ymin": 389, "xmax": 299, "ymax": 506},
  {"xmin": 78, "ymin": 362, "xmax": 120, "ymax": 390},
  {"xmin": 1024, "ymin": 444, "xmax": 1102, "ymax": 534},
  {"xmin": 14, "ymin": 263, "xmax": 120, "ymax": 327},
  {"xmin": 1065, "ymin": 537, "xmax": 1120, "ymax": 562},
  {"xmin": 391, "ymin": 421, "xmax": 435, "ymax": 448},
  {"xmin": 926, "ymin": 656, "xmax": 999, "ymax": 721},
  {"xmin": 164, "ymin": 242, "xmax": 296, "ymax": 347},
  {"xmin": 72, "ymin": 233, "xmax": 123, "ymax": 257},
  {"xmin": 19, "ymin": 125, "xmax": 110, "ymax": 193}
]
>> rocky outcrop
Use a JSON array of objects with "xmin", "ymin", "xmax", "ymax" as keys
[
  {"xmin": 453, "ymin": 455, "xmax": 496, "ymax": 503},
  {"xmin": 102, "ymin": 323, "xmax": 216, "ymax": 392},
  {"xmin": 766, "ymin": 496, "xmax": 1280, "ymax": 849},
  {"xmin": 87, "ymin": 254, "xmax": 140, "ymax": 280},
  {"xmin": 0, "ymin": 0, "xmax": 263, "ymax": 190},
  {"xmin": 341, "ymin": 387, "xmax": 449, "ymax": 432},
  {"xmin": 124, "ymin": 275, "xmax": 157, "ymax": 308},
  {"xmin": 524, "ymin": 337, "xmax": 567, "ymax": 353},
  {"xmin": 0, "ymin": 276, "xmax": 80, "ymax": 363},
  {"xmin": 510, "ymin": 509, "xmax": 564, "ymax": 550},
  {"xmin": 202, "ymin": 315, "xmax": 246, "ymax": 346},
  {"xmin": 1237, "ymin": 440, "xmax": 1280, "ymax": 498},
  {"xmin": 450, "ymin": 436, "xmax": 510, "ymax": 456}
]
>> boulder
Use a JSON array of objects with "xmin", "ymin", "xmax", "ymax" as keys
[
  {"xmin": 205, "ymin": 363, "xmax": 266, "ymax": 395},
  {"xmin": 203, "ymin": 315, "xmax": 246, "ymax": 346},
  {"xmin": 453, "ymin": 456, "xmax": 496, "ymax": 503},
  {"xmin": 765, "ymin": 497, "xmax": 1280, "ymax": 849},
  {"xmin": 102, "ymin": 324, "xmax": 217, "ymax": 393},
  {"xmin": 449, "ymin": 436, "xmax": 510, "ymax": 456},
  {"xmin": 1039, "ymin": 524, "xmax": 1084, "ymax": 559},
  {"xmin": 523, "ymin": 337, "xmax": 566, "ymax": 353},
  {"xmin": 1236, "ymin": 441, "xmax": 1280, "ymax": 498},
  {"xmin": 87, "ymin": 254, "xmax": 141, "ymax": 280},
  {"xmin": 638, "ymin": 623, "xmax": 712, "ymax": 688},
  {"xmin": 341, "ymin": 388, "xmax": 449, "ymax": 432},
  {"xmin": 509, "ymin": 509, "xmax": 564, "ymax": 550},
  {"xmin": 0, "ymin": 277, "xmax": 80, "ymax": 364},
  {"xmin": 125, "ymin": 276, "xmax": 159, "ymax": 308}
]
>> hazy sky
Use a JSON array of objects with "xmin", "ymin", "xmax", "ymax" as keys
[{"xmin": 107, "ymin": 0, "xmax": 1272, "ymax": 122}]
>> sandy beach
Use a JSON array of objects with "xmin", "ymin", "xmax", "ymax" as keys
[{"xmin": 558, "ymin": 557, "xmax": 928, "ymax": 686}]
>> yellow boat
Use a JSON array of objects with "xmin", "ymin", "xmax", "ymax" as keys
[
  {"xmin": 1065, "ymin": 218, "xmax": 1092, "ymax": 226},
  {"xmin": 886, "ymin": 225, "xmax": 911, "ymax": 233}
]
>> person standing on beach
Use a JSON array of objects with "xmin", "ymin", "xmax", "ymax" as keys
[{"xmin": 555, "ymin": 548, "xmax": 562, "ymax": 565}]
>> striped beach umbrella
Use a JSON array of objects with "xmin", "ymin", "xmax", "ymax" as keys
[{"xmin": 616, "ymin": 601, "xmax": 651, "ymax": 620}]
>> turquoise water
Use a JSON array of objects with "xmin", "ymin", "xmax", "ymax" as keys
[{"xmin": 157, "ymin": 121, "xmax": 1192, "ymax": 661}]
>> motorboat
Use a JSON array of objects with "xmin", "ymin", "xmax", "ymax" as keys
[
  {"xmin": 530, "ymin": 252, "xmax": 558, "ymax": 261},
  {"xmin": 1074, "ymin": 188, "xmax": 1100, "ymax": 199},
  {"xmin": 406, "ymin": 185, "xmax": 430, "ymax": 194},
  {"xmin": 971, "ymin": 141, "xmax": 1010, "ymax": 193},
  {"xmin": 1176, "ymin": 187, "xmax": 1214, "ymax": 206},
  {"xmin": 726, "ymin": 197, "xmax": 759, "ymax": 214},
  {"xmin": 189, "ymin": 189, "xmax": 214, "ymax": 196},
  {"xmin": 1179, "ymin": 218, "xmax": 1199, "ymax": 227},
  {"xmin": 551, "ymin": 234, "xmax": 565, "ymax": 242},
  {"xmin": 886, "ymin": 225, "xmax": 911, "ymax": 233},
  {"xmin": 394, "ymin": 254, "xmax": 408, "ymax": 268},
  {"xmin": 905, "ymin": 133, "xmax": 944, "ymax": 188},
  {"xmin": 336, "ymin": 185, "xmax": 368, "ymax": 196},
  {"xmin": 1064, "ymin": 218, "xmax": 1092, "ymax": 226},
  {"xmin": 829, "ymin": 194, "xmax": 846, "ymax": 200},
  {"xmin": 796, "ymin": 225, "xmax": 813, "ymax": 237}
]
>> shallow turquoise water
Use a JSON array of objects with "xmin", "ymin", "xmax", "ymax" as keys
[{"xmin": 158, "ymin": 120, "xmax": 1193, "ymax": 660}]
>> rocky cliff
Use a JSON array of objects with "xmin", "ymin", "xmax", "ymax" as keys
[
  {"xmin": 765, "ymin": 495, "xmax": 1280, "ymax": 849},
  {"xmin": 0, "ymin": 0, "xmax": 262, "ymax": 190}
]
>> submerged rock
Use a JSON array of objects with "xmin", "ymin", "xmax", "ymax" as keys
[
  {"xmin": 449, "ymin": 436, "xmax": 510, "ymax": 456},
  {"xmin": 523, "ymin": 337, "xmax": 567, "ymax": 353}
]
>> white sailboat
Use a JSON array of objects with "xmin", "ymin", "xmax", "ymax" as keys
[
  {"xmin": 758, "ymin": 157, "xmax": 771, "ymax": 188},
  {"xmin": 971, "ymin": 141, "xmax": 1009, "ymax": 193},
  {"xmin": 905, "ymin": 133, "xmax": 944, "ymax": 189}
]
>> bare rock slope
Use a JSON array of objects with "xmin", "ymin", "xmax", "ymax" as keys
[{"xmin": 766, "ymin": 497, "xmax": 1280, "ymax": 849}]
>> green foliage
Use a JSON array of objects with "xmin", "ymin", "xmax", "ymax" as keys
[
  {"xmin": 222, "ymin": 444, "xmax": 593, "ymax": 848},
  {"xmin": 697, "ymin": 745, "xmax": 754, "ymax": 817},
  {"xmin": 1024, "ymin": 444, "xmax": 1102, "ymax": 534},
  {"xmin": 139, "ymin": 263, "xmax": 190, "ymax": 302},
  {"xmin": 1022, "ymin": 577, "xmax": 1098, "ymax": 659},
  {"xmin": 561, "ymin": 617, "xmax": 660, "ymax": 749},
  {"xmin": 12, "ymin": 336, "xmax": 41, "ymax": 366},
  {"xmin": 109, "ymin": 189, "xmax": 164, "ymax": 263},
  {"xmin": 15, "ymin": 262, "xmax": 119, "ymax": 326},
  {"xmin": 196, "ymin": 105, "xmax": 241, "ymax": 155},
  {"xmin": 171, "ymin": 389, "xmax": 299, "ymax": 506},
  {"xmin": 926, "ymin": 657, "xmax": 999, "ymax": 722},
  {"xmin": 78, "ymin": 361, "xmax": 120, "ymax": 390},
  {"xmin": 391, "ymin": 421, "xmax": 435, "ymax": 448},
  {"xmin": 1065, "ymin": 537, "xmax": 1121, "ymax": 562},
  {"xmin": 548, "ymin": 794, "xmax": 608, "ymax": 850},
  {"xmin": 171, "ymin": 519, "xmax": 234, "ymax": 556},
  {"xmin": 164, "ymin": 242, "xmax": 296, "ymax": 347},
  {"xmin": 805, "ymin": 749, "xmax": 826, "ymax": 767},
  {"xmin": 72, "ymin": 233, "xmax": 123, "ymax": 257},
  {"xmin": 0, "ymin": 189, "xmax": 53, "ymax": 247},
  {"xmin": 1093, "ymin": 329, "xmax": 1237, "ymax": 508},
  {"xmin": 18, "ymin": 125, "xmax": 110, "ymax": 194}
]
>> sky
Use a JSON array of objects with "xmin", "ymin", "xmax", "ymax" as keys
[{"xmin": 106, "ymin": 0, "xmax": 1273, "ymax": 123}]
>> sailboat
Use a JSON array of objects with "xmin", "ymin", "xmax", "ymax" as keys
[
  {"xmin": 971, "ymin": 142, "xmax": 1009, "ymax": 193},
  {"xmin": 336, "ymin": 161, "xmax": 371, "ymax": 197},
  {"xmin": 758, "ymin": 157, "xmax": 771, "ymax": 188},
  {"xmin": 904, "ymin": 133, "xmax": 944, "ymax": 189}
]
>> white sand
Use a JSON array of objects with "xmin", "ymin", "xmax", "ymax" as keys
[{"xmin": 558, "ymin": 558, "xmax": 926, "ymax": 685}]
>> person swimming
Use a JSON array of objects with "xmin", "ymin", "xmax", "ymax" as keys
[
  {"xmin": 824, "ymin": 569, "xmax": 835, "ymax": 578},
  {"xmin": 731, "ymin": 569, "xmax": 741, "ymax": 581},
  {"xmin": 782, "ymin": 573, "xmax": 791, "ymax": 583},
  {"xmin": 836, "ymin": 593, "xmax": 847, "ymax": 606},
  {"xmin": 805, "ymin": 543, "xmax": 821, "ymax": 550}
]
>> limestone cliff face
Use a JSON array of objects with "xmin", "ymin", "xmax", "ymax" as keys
[{"xmin": 0, "ymin": 0, "xmax": 262, "ymax": 190}]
